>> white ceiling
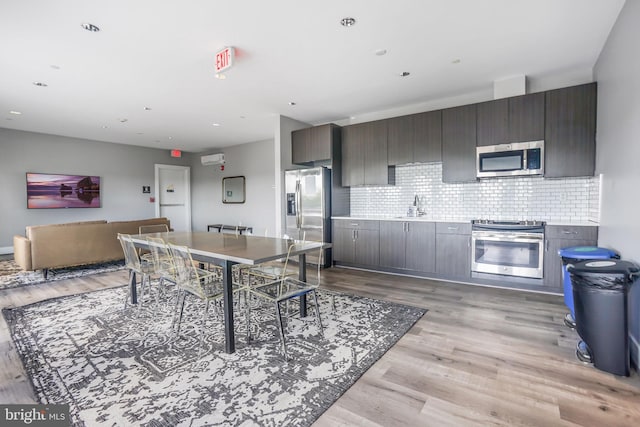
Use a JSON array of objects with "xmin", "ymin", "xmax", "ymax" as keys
[{"xmin": 0, "ymin": 0, "xmax": 625, "ymax": 153}]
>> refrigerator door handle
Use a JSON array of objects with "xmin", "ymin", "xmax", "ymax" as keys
[{"xmin": 295, "ymin": 180, "xmax": 302, "ymax": 229}]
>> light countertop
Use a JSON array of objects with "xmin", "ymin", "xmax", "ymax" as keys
[{"xmin": 332, "ymin": 216, "xmax": 599, "ymax": 226}]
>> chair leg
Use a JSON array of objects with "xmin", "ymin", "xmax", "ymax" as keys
[
  {"xmin": 199, "ymin": 300, "xmax": 210, "ymax": 355},
  {"xmin": 275, "ymin": 301, "xmax": 289, "ymax": 360},
  {"xmin": 312, "ymin": 290, "xmax": 324, "ymax": 338},
  {"xmin": 245, "ymin": 290, "xmax": 252, "ymax": 341},
  {"xmin": 174, "ymin": 292, "xmax": 187, "ymax": 336}
]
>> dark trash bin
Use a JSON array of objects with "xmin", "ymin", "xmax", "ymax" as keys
[
  {"xmin": 568, "ymin": 259, "xmax": 639, "ymax": 376},
  {"xmin": 559, "ymin": 246, "xmax": 618, "ymax": 328}
]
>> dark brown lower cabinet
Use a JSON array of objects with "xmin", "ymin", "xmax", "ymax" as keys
[
  {"xmin": 435, "ymin": 222, "xmax": 471, "ymax": 278},
  {"xmin": 543, "ymin": 225, "xmax": 599, "ymax": 291},
  {"xmin": 379, "ymin": 221, "xmax": 435, "ymax": 273}
]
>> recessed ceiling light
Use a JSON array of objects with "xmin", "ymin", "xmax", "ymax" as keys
[
  {"xmin": 288, "ymin": 102, "xmax": 296, "ymax": 106},
  {"xmin": 81, "ymin": 23, "xmax": 100, "ymax": 32},
  {"xmin": 212, "ymin": 123, "xmax": 221, "ymax": 127},
  {"xmin": 168, "ymin": 136, "xmax": 173, "ymax": 140},
  {"xmin": 143, "ymin": 106, "xmax": 152, "ymax": 111},
  {"xmin": 340, "ymin": 17, "xmax": 356, "ymax": 27},
  {"xmin": 102, "ymin": 125, "xmax": 108, "ymax": 129},
  {"xmin": 399, "ymin": 71, "xmax": 410, "ymax": 77},
  {"xmin": 215, "ymin": 73, "xmax": 226, "ymax": 80},
  {"xmin": 452, "ymin": 59, "xmax": 461, "ymax": 64},
  {"xmin": 375, "ymin": 49, "xmax": 387, "ymax": 56},
  {"xmin": 33, "ymin": 81, "xmax": 48, "ymax": 87},
  {"xmin": 9, "ymin": 110, "xmax": 22, "ymax": 115}
]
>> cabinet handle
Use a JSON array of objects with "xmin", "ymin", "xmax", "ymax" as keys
[
  {"xmin": 545, "ymin": 239, "xmax": 549, "ymax": 251},
  {"xmin": 562, "ymin": 230, "xmax": 578, "ymax": 235},
  {"xmin": 468, "ymin": 236, "xmax": 471, "ymax": 248},
  {"xmin": 351, "ymin": 223, "xmax": 359, "ymax": 227},
  {"xmin": 406, "ymin": 222, "xmax": 410, "ymax": 233},
  {"xmin": 355, "ymin": 230, "xmax": 358, "ymax": 240},
  {"xmin": 448, "ymin": 226, "xmax": 459, "ymax": 231}
]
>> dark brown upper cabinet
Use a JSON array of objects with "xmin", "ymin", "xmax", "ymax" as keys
[
  {"xmin": 509, "ymin": 92, "xmax": 545, "ymax": 142},
  {"xmin": 476, "ymin": 92, "xmax": 544, "ymax": 146},
  {"xmin": 291, "ymin": 123, "xmax": 339, "ymax": 165},
  {"xmin": 442, "ymin": 104, "xmax": 478, "ymax": 183},
  {"xmin": 387, "ymin": 110, "xmax": 442, "ymax": 165},
  {"xmin": 544, "ymin": 83, "xmax": 597, "ymax": 178},
  {"xmin": 476, "ymin": 98, "xmax": 509, "ymax": 147},
  {"xmin": 341, "ymin": 120, "xmax": 393, "ymax": 186}
]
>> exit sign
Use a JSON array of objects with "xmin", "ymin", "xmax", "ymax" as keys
[{"xmin": 215, "ymin": 47, "xmax": 235, "ymax": 73}]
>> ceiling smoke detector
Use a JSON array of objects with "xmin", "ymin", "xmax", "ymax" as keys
[
  {"xmin": 33, "ymin": 81, "xmax": 48, "ymax": 87},
  {"xmin": 399, "ymin": 71, "xmax": 411, "ymax": 77},
  {"xmin": 81, "ymin": 23, "xmax": 100, "ymax": 32},
  {"xmin": 340, "ymin": 17, "xmax": 356, "ymax": 27}
]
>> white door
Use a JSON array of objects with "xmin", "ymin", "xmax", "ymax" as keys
[{"xmin": 155, "ymin": 164, "xmax": 191, "ymax": 231}]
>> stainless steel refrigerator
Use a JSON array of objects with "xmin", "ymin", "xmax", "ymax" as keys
[{"xmin": 285, "ymin": 167, "xmax": 331, "ymax": 267}]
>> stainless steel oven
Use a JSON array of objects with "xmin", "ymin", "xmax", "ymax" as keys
[{"xmin": 471, "ymin": 220, "xmax": 545, "ymax": 279}]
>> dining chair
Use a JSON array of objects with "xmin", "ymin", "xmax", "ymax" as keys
[
  {"xmin": 118, "ymin": 233, "xmax": 155, "ymax": 310},
  {"xmin": 146, "ymin": 236, "xmax": 178, "ymax": 313},
  {"xmin": 138, "ymin": 224, "xmax": 170, "ymax": 262},
  {"xmin": 168, "ymin": 243, "xmax": 240, "ymax": 353},
  {"xmin": 247, "ymin": 242, "xmax": 324, "ymax": 360}
]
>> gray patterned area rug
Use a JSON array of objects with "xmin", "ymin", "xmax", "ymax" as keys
[
  {"xmin": 3, "ymin": 284, "xmax": 426, "ymax": 426},
  {"xmin": 0, "ymin": 259, "xmax": 125, "ymax": 291}
]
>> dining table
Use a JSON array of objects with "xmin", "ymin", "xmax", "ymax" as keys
[{"xmin": 129, "ymin": 231, "xmax": 329, "ymax": 353}]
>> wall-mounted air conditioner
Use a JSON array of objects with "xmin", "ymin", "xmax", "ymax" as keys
[{"xmin": 201, "ymin": 153, "xmax": 225, "ymax": 166}]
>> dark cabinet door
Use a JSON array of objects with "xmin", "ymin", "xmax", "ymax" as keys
[
  {"xmin": 509, "ymin": 92, "xmax": 545, "ymax": 142},
  {"xmin": 442, "ymin": 104, "xmax": 477, "ymax": 183},
  {"xmin": 332, "ymin": 227, "xmax": 355, "ymax": 264},
  {"xmin": 414, "ymin": 110, "xmax": 442, "ymax": 163},
  {"xmin": 476, "ymin": 99, "xmax": 509, "ymax": 146},
  {"xmin": 364, "ymin": 120, "xmax": 389, "ymax": 185},
  {"xmin": 291, "ymin": 128, "xmax": 310, "ymax": 164},
  {"xmin": 545, "ymin": 83, "xmax": 597, "ymax": 178},
  {"xmin": 354, "ymin": 229, "xmax": 380, "ymax": 266},
  {"xmin": 436, "ymin": 233, "xmax": 471, "ymax": 278},
  {"xmin": 544, "ymin": 238, "xmax": 595, "ymax": 291},
  {"xmin": 387, "ymin": 115, "xmax": 413, "ymax": 165},
  {"xmin": 309, "ymin": 124, "xmax": 332, "ymax": 162},
  {"xmin": 341, "ymin": 124, "xmax": 365, "ymax": 186},
  {"xmin": 405, "ymin": 222, "xmax": 436, "ymax": 273},
  {"xmin": 379, "ymin": 221, "xmax": 406, "ymax": 268}
]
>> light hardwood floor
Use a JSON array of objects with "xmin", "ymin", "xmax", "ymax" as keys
[{"xmin": 1, "ymin": 266, "xmax": 639, "ymax": 426}]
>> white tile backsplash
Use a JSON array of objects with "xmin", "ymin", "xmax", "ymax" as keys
[{"xmin": 350, "ymin": 163, "xmax": 600, "ymax": 223}]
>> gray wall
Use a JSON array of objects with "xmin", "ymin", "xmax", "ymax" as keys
[
  {"xmin": 276, "ymin": 115, "xmax": 311, "ymax": 236},
  {"xmin": 0, "ymin": 127, "xmax": 190, "ymax": 252},
  {"xmin": 594, "ymin": 0, "xmax": 640, "ymax": 263},
  {"xmin": 191, "ymin": 138, "xmax": 277, "ymax": 236}
]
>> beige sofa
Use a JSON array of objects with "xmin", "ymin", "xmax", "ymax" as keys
[{"xmin": 13, "ymin": 217, "xmax": 171, "ymax": 278}]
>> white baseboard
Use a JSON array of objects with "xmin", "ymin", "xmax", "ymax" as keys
[{"xmin": 0, "ymin": 246, "xmax": 14, "ymax": 255}]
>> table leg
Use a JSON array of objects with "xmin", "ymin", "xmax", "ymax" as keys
[
  {"xmin": 130, "ymin": 271, "xmax": 137, "ymax": 305},
  {"xmin": 299, "ymin": 253, "xmax": 307, "ymax": 317},
  {"xmin": 222, "ymin": 260, "xmax": 236, "ymax": 353}
]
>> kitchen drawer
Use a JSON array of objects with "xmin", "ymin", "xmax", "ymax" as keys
[
  {"xmin": 436, "ymin": 222, "xmax": 471, "ymax": 235},
  {"xmin": 546, "ymin": 225, "xmax": 598, "ymax": 241},
  {"xmin": 333, "ymin": 219, "xmax": 380, "ymax": 231}
]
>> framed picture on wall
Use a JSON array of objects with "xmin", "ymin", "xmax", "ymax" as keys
[{"xmin": 26, "ymin": 172, "xmax": 101, "ymax": 209}]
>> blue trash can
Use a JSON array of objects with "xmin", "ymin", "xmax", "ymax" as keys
[{"xmin": 558, "ymin": 246, "xmax": 618, "ymax": 328}]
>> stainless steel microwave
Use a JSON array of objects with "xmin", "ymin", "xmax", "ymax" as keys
[{"xmin": 476, "ymin": 140, "xmax": 544, "ymax": 178}]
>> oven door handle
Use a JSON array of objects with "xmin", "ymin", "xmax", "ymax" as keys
[{"xmin": 474, "ymin": 234, "xmax": 543, "ymax": 244}]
